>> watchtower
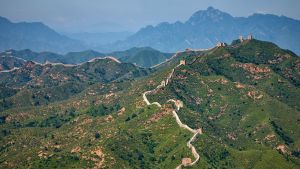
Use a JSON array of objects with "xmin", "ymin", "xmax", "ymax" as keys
[
  {"xmin": 160, "ymin": 80, "xmax": 166, "ymax": 87},
  {"xmin": 217, "ymin": 42, "xmax": 227, "ymax": 47},
  {"xmin": 239, "ymin": 35, "xmax": 244, "ymax": 42},
  {"xmin": 248, "ymin": 34, "xmax": 253, "ymax": 40},
  {"xmin": 180, "ymin": 60, "xmax": 186, "ymax": 66}
]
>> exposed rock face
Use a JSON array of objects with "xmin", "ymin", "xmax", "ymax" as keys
[
  {"xmin": 182, "ymin": 158, "xmax": 192, "ymax": 166},
  {"xmin": 71, "ymin": 146, "xmax": 81, "ymax": 153},
  {"xmin": 235, "ymin": 82, "xmax": 246, "ymax": 89},
  {"xmin": 276, "ymin": 144, "xmax": 288, "ymax": 154},
  {"xmin": 105, "ymin": 115, "xmax": 114, "ymax": 122},
  {"xmin": 117, "ymin": 107, "xmax": 126, "ymax": 116},
  {"xmin": 232, "ymin": 63, "xmax": 271, "ymax": 74},
  {"xmin": 146, "ymin": 108, "xmax": 172, "ymax": 124},
  {"xmin": 247, "ymin": 91, "xmax": 263, "ymax": 100}
]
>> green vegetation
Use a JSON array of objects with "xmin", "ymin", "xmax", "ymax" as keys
[
  {"xmin": 0, "ymin": 39, "xmax": 299, "ymax": 168},
  {"xmin": 0, "ymin": 56, "xmax": 26, "ymax": 71},
  {"xmin": 0, "ymin": 47, "xmax": 172, "ymax": 68},
  {"xmin": 113, "ymin": 47, "xmax": 173, "ymax": 67},
  {"xmin": 87, "ymin": 103, "xmax": 120, "ymax": 117},
  {"xmin": 270, "ymin": 120, "xmax": 294, "ymax": 145},
  {"xmin": 0, "ymin": 58, "xmax": 149, "ymax": 110}
]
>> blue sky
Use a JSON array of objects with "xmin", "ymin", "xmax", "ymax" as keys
[{"xmin": 0, "ymin": 0, "xmax": 299, "ymax": 33}]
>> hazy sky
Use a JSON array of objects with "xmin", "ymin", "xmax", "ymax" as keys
[{"xmin": 1, "ymin": 0, "xmax": 299, "ymax": 33}]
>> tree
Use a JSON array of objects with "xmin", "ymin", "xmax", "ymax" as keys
[{"xmin": 95, "ymin": 132, "xmax": 101, "ymax": 139}]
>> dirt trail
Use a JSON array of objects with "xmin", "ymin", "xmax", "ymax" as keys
[{"xmin": 142, "ymin": 62, "xmax": 202, "ymax": 169}]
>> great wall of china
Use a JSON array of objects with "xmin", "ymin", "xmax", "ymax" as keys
[
  {"xmin": 0, "ymin": 56, "xmax": 122, "ymax": 73},
  {"xmin": 142, "ymin": 60, "xmax": 203, "ymax": 169}
]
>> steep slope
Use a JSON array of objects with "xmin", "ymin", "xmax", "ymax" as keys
[
  {"xmin": 0, "ymin": 49, "xmax": 63, "ymax": 63},
  {"xmin": 0, "ymin": 16, "xmax": 85, "ymax": 53},
  {"xmin": 0, "ymin": 56, "xmax": 26, "ymax": 71},
  {"xmin": 0, "ymin": 39, "xmax": 299, "ymax": 169},
  {"xmin": 105, "ymin": 7, "xmax": 300, "ymax": 55},
  {"xmin": 147, "ymin": 38, "xmax": 300, "ymax": 168},
  {"xmin": 0, "ymin": 58, "xmax": 149, "ymax": 110}
]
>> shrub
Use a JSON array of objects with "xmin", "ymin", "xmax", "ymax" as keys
[
  {"xmin": 271, "ymin": 121, "xmax": 294, "ymax": 145},
  {"xmin": 0, "ymin": 115, "xmax": 7, "ymax": 124},
  {"xmin": 87, "ymin": 103, "xmax": 120, "ymax": 117},
  {"xmin": 26, "ymin": 121, "xmax": 39, "ymax": 127},
  {"xmin": 131, "ymin": 113, "xmax": 137, "ymax": 119},
  {"xmin": 1, "ymin": 129, "xmax": 11, "ymax": 137},
  {"xmin": 95, "ymin": 132, "xmax": 101, "ymax": 139},
  {"xmin": 125, "ymin": 117, "xmax": 131, "ymax": 121}
]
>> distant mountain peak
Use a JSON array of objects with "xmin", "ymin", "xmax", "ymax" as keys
[
  {"xmin": 206, "ymin": 6, "xmax": 219, "ymax": 12},
  {"xmin": 187, "ymin": 6, "xmax": 233, "ymax": 24},
  {"xmin": 0, "ymin": 16, "xmax": 85, "ymax": 53}
]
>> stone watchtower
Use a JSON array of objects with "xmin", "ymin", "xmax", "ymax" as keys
[
  {"xmin": 180, "ymin": 60, "xmax": 186, "ymax": 66},
  {"xmin": 248, "ymin": 34, "xmax": 253, "ymax": 40},
  {"xmin": 185, "ymin": 48, "xmax": 191, "ymax": 52},
  {"xmin": 239, "ymin": 35, "xmax": 244, "ymax": 42},
  {"xmin": 217, "ymin": 42, "xmax": 227, "ymax": 47},
  {"xmin": 160, "ymin": 80, "xmax": 166, "ymax": 87}
]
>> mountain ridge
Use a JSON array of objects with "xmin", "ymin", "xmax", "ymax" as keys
[
  {"xmin": 0, "ymin": 57, "xmax": 149, "ymax": 109},
  {"xmin": 0, "ymin": 38, "xmax": 299, "ymax": 168},
  {"xmin": 0, "ymin": 47, "xmax": 173, "ymax": 68},
  {"xmin": 0, "ymin": 16, "xmax": 85, "ymax": 53},
  {"xmin": 101, "ymin": 7, "xmax": 300, "ymax": 55}
]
